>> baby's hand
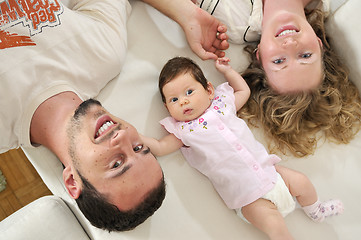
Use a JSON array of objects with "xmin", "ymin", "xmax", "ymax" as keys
[{"xmin": 215, "ymin": 57, "xmax": 232, "ymax": 74}]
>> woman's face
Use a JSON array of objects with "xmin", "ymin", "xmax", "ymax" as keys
[{"xmin": 258, "ymin": 11, "xmax": 323, "ymax": 94}]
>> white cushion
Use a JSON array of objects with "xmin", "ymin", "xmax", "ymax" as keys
[
  {"xmin": 326, "ymin": 0, "xmax": 361, "ymax": 94},
  {"xmin": 0, "ymin": 196, "xmax": 89, "ymax": 240}
]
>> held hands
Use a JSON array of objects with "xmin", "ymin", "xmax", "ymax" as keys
[
  {"xmin": 182, "ymin": 7, "xmax": 229, "ymax": 60},
  {"xmin": 143, "ymin": 0, "xmax": 228, "ymax": 60}
]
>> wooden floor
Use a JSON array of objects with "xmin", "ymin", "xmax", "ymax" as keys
[{"xmin": 0, "ymin": 148, "xmax": 52, "ymax": 221}]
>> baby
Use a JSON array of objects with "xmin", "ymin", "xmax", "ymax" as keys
[{"xmin": 141, "ymin": 56, "xmax": 343, "ymax": 239}]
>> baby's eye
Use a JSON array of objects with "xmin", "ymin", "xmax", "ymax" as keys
[
  {"xmin": 186, "ymin": 89, "xmax": 193, "ymax": 95},
  {"xmin": 170, "ymin": 97, "xmax": 178, "ymax": 103},
  {"xmin": 272, "ymin": 58, "xmax": 285, "ymax": 64},
  {"xmin": 112, "ymin": 160, "xmax": 122, "ymax": 169},
  {"xmin": 133, "ymin": 144, "xmax": 143, "ymax": 152},
  {"xmin": 300, "ymin": 53, "xmax": 312, "ymax": 59}
]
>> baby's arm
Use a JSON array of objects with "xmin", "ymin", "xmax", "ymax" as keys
[
  {"xmin": 215, "ymin": 58, "xmax": 251, "ymax": 111},
  {"xmin": 141, "ymin": 133, "xmax": 184, "ymax": 157}
]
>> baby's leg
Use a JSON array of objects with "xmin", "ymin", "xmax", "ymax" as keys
[
  {"xmin": 242, "ymin": 198, "xmax": 294, "ymax": 240},
  {"xmin": 276, "ymin": 165, "xmax": 344, "ymax": 222}
]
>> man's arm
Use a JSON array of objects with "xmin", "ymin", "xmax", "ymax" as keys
[{"xmin": 141, "ymin": 0, "xmax": 229, "ymax": 60}]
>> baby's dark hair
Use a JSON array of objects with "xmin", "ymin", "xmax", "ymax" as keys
[{"xmin": 159, "ymin": 57, "xmax": 208, "ymax": 103}]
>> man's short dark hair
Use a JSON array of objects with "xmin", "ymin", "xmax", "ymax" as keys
[{"xmin": 75, "ymin": 171, "xmax": 166, "ymax": 232}]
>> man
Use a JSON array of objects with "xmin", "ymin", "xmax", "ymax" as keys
[
  {"xmin": 31, "ymin": 94, "xmax": 166, "ymax": 231},
  {"xmin": 1, "ymin": 0, "xmax": 165, "ymax": 231},
  {"xmin": 1, "ymin": 0, "xmax": 228, "ymax": 231}
]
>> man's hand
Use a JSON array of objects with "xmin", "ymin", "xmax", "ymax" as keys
[
  {"xmin": 182, "ymin": 7, "xmax": 229, "ymax": 60},
  {"xmin": 142, "ymin": 0, "xmax": 229, "ymax": 60}
]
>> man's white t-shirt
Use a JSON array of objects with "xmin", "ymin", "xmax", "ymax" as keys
[{"xmin": 0, "ymin": 0, "xmax": 131, "ymax": 153}]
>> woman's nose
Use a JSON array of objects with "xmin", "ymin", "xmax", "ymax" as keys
[{"xmin": 282, "ymin": 37, "xmax": 297, "ymax": 48}]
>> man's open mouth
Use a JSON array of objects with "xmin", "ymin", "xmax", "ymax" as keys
[{"xmin": 95, "ymin": 115, "xmax": 116, "ymax": 139}]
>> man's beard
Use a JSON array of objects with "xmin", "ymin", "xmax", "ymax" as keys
[
  {"xmin": 73, "ymin": 98, "xmax": 102, "ymax": 120},
  {"xmin": 66, "ymin": 98, "xmax": 102, "ymax": 165}
]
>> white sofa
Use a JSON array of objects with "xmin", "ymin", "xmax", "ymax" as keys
[
  {"xmin": 0, "ymin": 196, "xmax": 90, "ymax": 239},
  {"xmin": 1, "ymin": 0, "xmax": 360, "ymax": 239}
]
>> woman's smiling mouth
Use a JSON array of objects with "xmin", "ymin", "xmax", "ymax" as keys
[{"xmin": 275, "ymin": 25, "xmax": 299, "ymax": 37}]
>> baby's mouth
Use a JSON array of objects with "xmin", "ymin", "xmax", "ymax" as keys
[{"xmin": 183, "ymin": 108, "xmax": 193, "ymax": 115}]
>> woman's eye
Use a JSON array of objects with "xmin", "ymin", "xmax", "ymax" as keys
[
  {"xmin": 170, "ymin": 97, "xmax": 178, "ymax": 103},
  {"xmin": 186, "ymin": 89, "xmax": 193, "ymax": 95},
  {"xmin": 300, "ymin": 53, "xmax": 312, "ymax": 59},
  {"xmin": 272, "ymin": 58, "xmax": 285, "ymax": 64},
  {"xmin": 112, "ymin": 160, "xmax": 122, "ymax": 169},
  {"xmin": 133, "ymin": 144, "xmax": 143, "ymax": 152}
]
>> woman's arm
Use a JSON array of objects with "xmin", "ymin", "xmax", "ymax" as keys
[
  {"xmin": 215, "ymin": 58, "xmax": 251, "ymax": 111},
  {"xmin": 141, "ymin": 0, "xmax": 229, "ymax": 60},
  {"xmin": 141, "ymin": 133, "xmax": 184, "ymax": 157}
]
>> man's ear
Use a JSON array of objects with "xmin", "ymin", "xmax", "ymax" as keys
[
  {"xmin": 207, "ymin": 82, "xmax": 215, "ymax": 99},
  {"xmin": 63, "ymin": 166, "xmax": 82, "ymax": 199}
]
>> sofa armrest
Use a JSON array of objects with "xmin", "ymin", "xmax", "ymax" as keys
[{"xmin": 0, "ymin": 195, "xmax": 90, "ymax": 240}]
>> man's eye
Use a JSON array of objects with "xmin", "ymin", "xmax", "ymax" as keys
[
  {"xmin": 186, "ymin": 89, "xmax": 193, "ymax": 95},
  {"xmin": 170, "ymin": 97, "xmax": 178, "ymax": 103},
  {"xmin": 112, "ymin": 160, "xmax": 122, "ymax": 169},
  {"xmin": 133, "ymin": 144, "xmax": 143, "ymax": 152},
  {"xmin": 300, "ymin": 53, "xmax": 312, "ymax": 59},
  {"xmin": 272, "ymin": 58, "xmax": 285, "ymax": 64}
]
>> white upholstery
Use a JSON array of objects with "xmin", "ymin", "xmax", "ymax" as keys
[
  {"xmin": 326, "ymin": 0, "xmax": 361, "ymax": 94},
  {"xmin": 6, "ymin": 0, "xmax": 361, "ymax": 239},
  {"xmin": 0, "ymin": 196, "xmax": 89, "ymax": 239}
]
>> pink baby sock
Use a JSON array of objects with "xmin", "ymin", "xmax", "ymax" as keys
[{"xmin": 302, "ymin": 199, "xmax": 344, "ymax": 223}]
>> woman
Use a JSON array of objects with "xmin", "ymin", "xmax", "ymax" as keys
[{"xmin": 195, "ymin": 0, "xmax": 361, "ymax": 156}]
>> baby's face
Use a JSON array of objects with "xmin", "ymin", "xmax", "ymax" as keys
[{"xmin": 162, "ymin": 73, "xmax": 214, "ymax": 122}]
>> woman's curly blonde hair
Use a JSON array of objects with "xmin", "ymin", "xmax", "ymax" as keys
[{"xmin": 238, "ymin": 9, "xmax": 361, "ymax": 157}]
